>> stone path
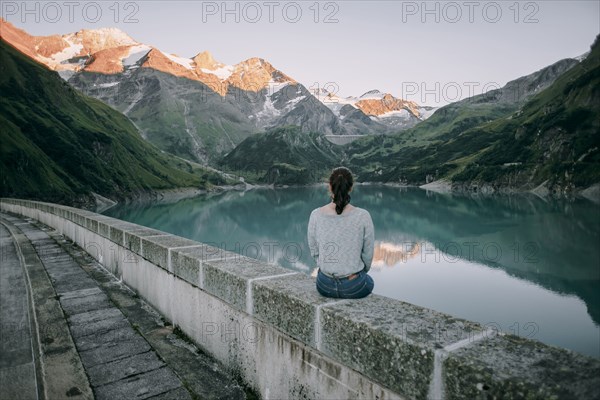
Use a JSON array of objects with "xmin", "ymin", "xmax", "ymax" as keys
[
  {"xmin": 0, "ymin": 222, "xmax": 39, "ymax": 399},
  {"xmin": 0, "ymin": 213, "xmax": 247, "ymax": 400}
]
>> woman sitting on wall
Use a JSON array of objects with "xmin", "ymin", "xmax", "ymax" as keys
[{"xmin": 307, "ymin": 167, "xmax": 375, "ymax": 299}]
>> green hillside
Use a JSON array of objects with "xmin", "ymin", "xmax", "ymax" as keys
[
  {"xmin": 346, "ymin": 35, "xmax": 600, "ymax": 192},
  {"xmin": 219, "ymin": 126, "xmax": 342, "ymax": 185},
  {"xmin": 0, "ymin": 40, "xmax": 227, "ymax": 207}
]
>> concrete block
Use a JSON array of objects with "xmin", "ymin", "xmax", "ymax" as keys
[
  {"xmin": 170, "ymin": 244, "xmax": 239, "ymax": 288},
  {"xmin": 74, "ymin": 212, "xmax": 86, "ymax": 227},
  {"xmin": 319, "ymin": 295, "xmax": 483, "ymax": 399},
  {"xmin": 443, "ymin": 333, "xmax": 600, "ymax": 400},
  {"xmin": 85, "ymin": 217, "xmax": 99, "ymax": 233},
  {"xmin": 82, "ymin": 215, "xmax": 121, "ymax": 239},
  {"xmin": 98, "ymin": 220, "xmax": 110, "ymax": 238},
  {"xmin": 108, "ymin": 222, "xmax": 141, "ymax": 247},
  {"xmin": 71, "ymin": 210, "xmax": 96, "ymax": 227},
  {"xmin": 140, "ymin": 235, "xmax": 199, "ymax": 271},
  {"xmin": 203, "ymin": 257, "xmax": 291, "ymax": 313},
  {"xmin": 252, "ymin": 273, "xmax": 332, "ymax": 346},
  {"xmin": 123, "ymin": 227, "xmax": 167, "ymax": 254}
]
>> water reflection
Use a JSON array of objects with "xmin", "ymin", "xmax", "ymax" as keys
[
  {"xmin": 372, "ymin": 241, "xmax": 422, "ymax": 267},
  {"xmin": 105, "ymin": 185, "xmax": 600, "ymax": 357}
]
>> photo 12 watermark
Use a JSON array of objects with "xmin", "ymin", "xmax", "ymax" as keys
[
  {"xmin": 400, "ymin": 1, "xmax": 540, "ymax": 24},
  {"xmin": 1, "ymin": 1, "xmax": 140, "ymax": 24},
  {"xmin": 200, "ymin": 1, "xmax": 340, "ymax": 23},
  {"xmin": 190, "ymin": 318, "xmax": 540, "ymax": 346}
]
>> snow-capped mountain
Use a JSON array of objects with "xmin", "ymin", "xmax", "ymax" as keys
[
  {"xmin": 0, "ymin": 19, "xmax": 432, "ymax": 163},
  {"xmin": 0, "ymin": 20, "xmax": 137, "ymax": 74},
  {"xmin": 314, "ymin": 88, "xmax": 437, "ymax": 130}
]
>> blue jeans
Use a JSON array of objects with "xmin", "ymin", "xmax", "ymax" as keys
[{"xmin": 316, "ymin": 269, "xmax": 374, "ymax": 299}]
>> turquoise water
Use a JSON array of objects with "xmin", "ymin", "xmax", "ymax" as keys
[{"xmin": 104, "ymin": 186, "xmax": 600, "ymax": 358}]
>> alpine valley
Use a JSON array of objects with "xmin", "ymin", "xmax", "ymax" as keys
[
  {"xmin": 0, "ymin": 20, "xmax": 433, "ymax": 165},
  {"xmin": 1, "ymin": 19, "xmax": 599, "ymax": 204},
  {"xmin": 0, "ymin": 38, "xmax": 230, "ymax": 207}
]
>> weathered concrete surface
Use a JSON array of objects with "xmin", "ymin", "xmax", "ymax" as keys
[
  {"xmin": 444, "ymin": 333, "xmax": 600, "ymax": 399},
  {"xmin": 319, "ymin": 295, "xmax": 484, "ymax": 399},
  {"xmin": 203, "ymin": 257, "xmax": 294, "ymax": 312},
  {"xmin": 45, "ymin": 218, "xmax": 248, "ymax": 400},
  {"xmin": 3, "ymin": 199, "xmax": 600, "ymax": 400},
  {"xmin": 140, "ymin": 234, "xmax": 200, "ymax": 271},
  {"xmin": 1, "ymin": 216, "xmax": 93, "ymax": 400},
  {"xmin": 1, "ymin": 213, "xmax": 247, "ymax": 400},
  {"xmin": 5, "ymin": 216, "xmax": 183, "ymax": 400},
  {"xmin": 252, "ymin": 273, "xmax": 336, "ymax": 346},
  {"xmin": 124, "ymin": 227, "xmax": 169, "ymax": 254},
  {"xmin": 170, "ymin": 244, "xmax": 240, "ymax": 288},
  {"xmin": 0, "ymin": 223, "xmax": 39, "ymax": 400}
]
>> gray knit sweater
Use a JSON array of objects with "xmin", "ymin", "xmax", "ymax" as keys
[{"xmin": 307, "ymin": 206, "xmax": 375, "ymax": 277}]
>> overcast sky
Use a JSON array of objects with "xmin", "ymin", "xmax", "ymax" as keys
[{"xmin": 3, "ymin": 1, "xmax": 599, "ymax": 105}]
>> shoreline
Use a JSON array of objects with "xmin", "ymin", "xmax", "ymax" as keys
[{"xmin": 90, "ymin": 180, "xmax": 600, "ymax": 212}]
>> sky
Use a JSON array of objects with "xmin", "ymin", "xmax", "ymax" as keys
[{"xmin": 3, "ymin": 0, "xmax": 599, "ymax": 106}]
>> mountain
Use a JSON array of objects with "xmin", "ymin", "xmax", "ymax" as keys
[
  {"xmin": 314, "ymin": 88, "xmax": 437, "ymax": 131},
  {"xmin": 0, "ymin": 20, "xmax": 137, "ymax": 75},
  {"xmin": 0, "ymin": 20, "xmax": 431, "ymax": 165},
  {"xmin": 218, "ymin": 126, "xmax": 342, "ymax": 185},
  {"xmin": 346, "ymin": 35, "xmax": 600, "ymax": 194},
  {"xmin": 0, "ymin": 39, "xmax": 227, "ymax": 207},
  {"xmin": 395, "ymin": 57, "xmax": 581, "ymax": 147},
  {"xmin": 346, "ymin": 55, "xmax": 581, "ymax": 160}
]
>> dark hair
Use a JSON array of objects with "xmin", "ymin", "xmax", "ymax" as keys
[{"xmin": 329, "ymin": 167, "xmax": 353, "ymax": 215}]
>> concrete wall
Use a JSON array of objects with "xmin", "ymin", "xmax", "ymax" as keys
[{"xmin": 2, "ymin": 199, "xmax": 599, "ymax": 400}]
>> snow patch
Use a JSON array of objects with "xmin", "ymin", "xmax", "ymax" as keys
[
  {"xmin": 123, "ymin": 44, "xmax": 151, "ymax": 66},
  {"xmin": 256, "ymin": 95, "xmax": 280, "ymax": 120},
  {"xmin": 50, "ymin": 38, "xmax": 83, "ymax": 63},
  {"xmin": 268, "ymin": 80, "xmax": 290, "ymax": 95},
  {"xmin": 96, "ymin": 82, "xmax": 119, "ymax": 88},
  {"xmin": 80, "ymin": 27, "xmax": 137, "ymax": 47},
  {"xmin": 313, "ymin": 88, "xmax": 359, "ymax": 116},
  {"xmin": 379, "ymin": 109, "xmax": 411, "ymax": 119},
  {"xmin": 201, "ymin": 65, "xmax": 234, "ymax": 80},
  {"xmin": 283, "ymin": 95, "xmax": 306, "ymax": 111},
  {"xmin": 163, "ymin": 52, "xmax": 194, "ymax": 69}
]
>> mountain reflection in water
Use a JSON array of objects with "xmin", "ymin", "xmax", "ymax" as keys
[{"xmin": 105, "ymin": 185, "xmax": 600, "ymax": 357}]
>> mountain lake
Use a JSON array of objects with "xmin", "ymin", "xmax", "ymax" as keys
[{"xmin": 104, "ymin": 185, "xmax": 600, "ymax": 358}]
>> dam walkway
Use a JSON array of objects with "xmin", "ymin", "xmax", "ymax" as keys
[{"xmin": 0, "ymin": 212, "xmax": 249, "ymax": 400}]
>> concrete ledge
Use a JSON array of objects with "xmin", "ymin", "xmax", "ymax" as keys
[
  {"xmin": 252, "ymin": 273, "xmax": 334, "ymax": 347},
  {"xmin": 203, "ymin": 257, "xmax": 292, "ymax": 313},
  {"xmin": 107, "ymin": 222, "xmax": 140, "ymax": 246},
  {"xmin": 2, "ymin": 198, "xmax": 599, "ymax": 400},
  {"xmin": 319, "ymin": 295, "xmax": 484, "ymax": 399},
  {"xmin": 444, "ymin": 333, "xmax": 600, "ymax": 399},
  {"xmin": 169, "ymin": 244, "xmax": 239, "ymax": 289},
  {"xmin": 123, "ymin": 227, "xmax": 167, "ymax": 253},
  {"xmin": 140, "ymin": 235, "xmax": 200, "ymax": 271}
]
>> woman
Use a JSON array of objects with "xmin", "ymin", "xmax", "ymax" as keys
[{"xmin": 307, "ymin": 167, "xmax": 375, "ymax": 299}]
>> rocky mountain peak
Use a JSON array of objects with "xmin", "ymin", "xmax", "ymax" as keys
[{"xmin": 193, "ymin": 50, "xmax": 219, "ymax": 69}]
